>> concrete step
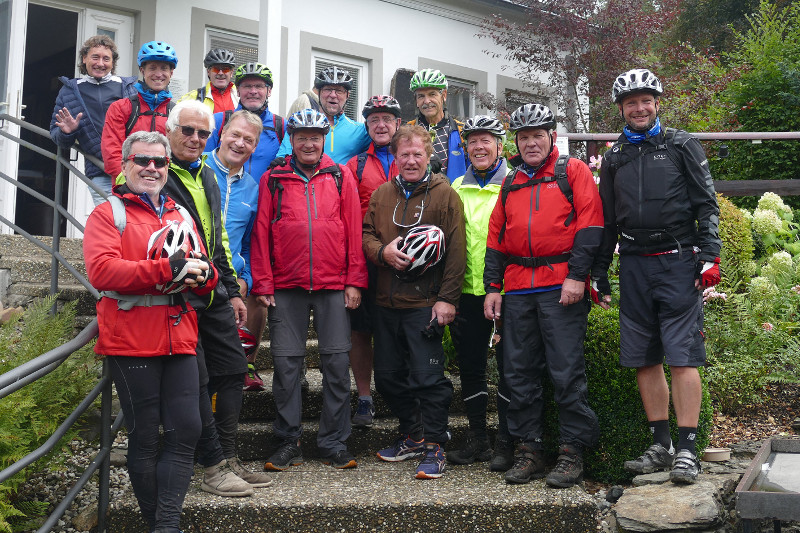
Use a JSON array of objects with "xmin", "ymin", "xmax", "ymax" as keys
[
  {"xmin": 240, "ymin": 368, "xmax": 498, "ymax": 422},
  {"xmin": 106, "ymin": 453, "xmax": 599, "ymax": 533},
  {"xmin": 6, "ymin": 281, "xmax": 97, "ymax": 315},
  {"xmin": 235, "ymin": 414, "xmax": 500, "ymax": 462},
  {"xmin": 0, "ymin": 255, "xmax": 88, "ymax": 285},
  {"xmin": 0, "ymin": 234, "xmax": 85, "ymax": 261}
]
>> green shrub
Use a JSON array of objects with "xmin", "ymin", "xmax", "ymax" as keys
[
  {"xmin": 542, "ymin": 306, "xmax": 711, "ymax": 483},
  {"xmin": 718, "ymin": 194, "xmax": 755, "ymax": 289},
  {"xmin": 0, "ymin": 296, "xmax": 99, "ymax": 532}
]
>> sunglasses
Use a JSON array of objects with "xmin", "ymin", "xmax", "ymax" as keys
[
  {"xmin": 209, "ymin": 66, "xmax": 232, "ymax": 74},
  {"xmin": 178, "ymin": 125, "xmax": 211, "ymax": 140},
  {"xmin": 127, "ymin": 154, "xmax": 170, "ymax": 168}
]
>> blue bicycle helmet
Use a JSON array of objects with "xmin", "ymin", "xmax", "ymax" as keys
[{"xmin": 137, "ymin": 41, "xmax": 178, "ymax": 68}]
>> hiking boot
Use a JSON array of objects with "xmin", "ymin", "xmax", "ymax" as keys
[
  {"xmin": 264, "ymin": 442, "xmax": 303, "ymax": 471},
  {"xmin": 376, "ymin": 435, "xmax": 425, "ymax": 462},
  {"xmin": 321, "ymin": 449, "xmax": 358, "ymax": 469},
  {"xmin": 201, "ymin": 459, "xmax": 254, "ymax": 497},
  {"xmin": 624, "ymin": 443, "xmax": 676, "ymax": 474},
  {"xmin": 352, "ymin": 398, "xmax": 375, "ymax": 429},
  {"xmin": 546, "ymin": 444, "xmax": 584, "ymax": 488},
  {"xmin": 669, "ymin": 449, "xmax": 701, "ymax": 484},
  {"xmin": 243, "ymin": 364, "xmax": 266, "ymax": 391},
  {"xmin": 415, "ymin": 443, "xmax": 446, "ymax": 479},
  {"xmin": 227, "ymin": 456, "xmax": 273, "ymax": 488},
  {"xmin": 504, "ymin": 444, "xmax": 545, "ymax": 484},
  {"xmin": 490, "ymin": 437, "xmax": 515, "ymax": 472},
  {"xmin": 446, "ymin": 432, "xmax": 492, "ymax": 465}
]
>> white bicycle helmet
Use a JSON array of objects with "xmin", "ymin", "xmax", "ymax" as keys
[
  {"xmin": 410, "ymin": 69, "xmax": 448, "ymax": 91},
  {"xmin": 509, "ymin": 103, "xmax": 556, "ymax": 132},
  {"xmin": 396, "ymin": 224, "xmax": 446, "ymax": 281},
  {"xmin": 287, "ymin": 109, "xmax": 330, "ymax": 135},
  {"xmin": 463, "ymin": 115, "xmax": 506, "ymax": 139},
  {"xmin": 611, "ymin": 68, "xmax": 663, "ymax": 103},
  {"xmin": 147, "ymin": 221, "xmax": 201, "ymax": 294}
]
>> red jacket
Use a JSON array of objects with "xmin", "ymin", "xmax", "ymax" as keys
[
  {"xmin": 250, "ymin": 154, "xmax": 367, "ymax": 294},
  {"xmin": 83, "ymin": 187, "xmax": 217, "ymax": 357},
  {"xmin": 101, "ymin": 94, "xmax": 171, "ymax": 179},
  {"xmin": 485, "ymin": 147, "xmax": 604, "ymax": 292},
  {"xmin": 345, "ymin": 143, "xmax": 398, "ymax": 218}
]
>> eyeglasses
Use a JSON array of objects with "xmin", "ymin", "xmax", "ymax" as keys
[
  {"xmin": 392, "ymin": 181, "xmax": 430, "ymax": 228},
  {"xmin": 239, "ymin": 83, "xmax": 267, "ymax": 91},
  {"xmin": 127, "ymin": 154, "xmax": 170, "ymax": 168},
  {"xmin": 321, "ymin": 87, "xmax": 347, "ymax": 96},
  {"xmin": 367, "ymin": 116, "xmax": 398, "ymax": 126},
  {"xmin": 209, "ymin": 65, "xmax": 232, "ymax": 74},
  {"xmin": 178, "ymin": 125, "xmax": 211, "ymax": 140}
]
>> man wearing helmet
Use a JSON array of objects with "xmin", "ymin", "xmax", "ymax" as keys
[
  {"xmin": 179, "ymin": 48, "xmax": 239, "ymax": 113},
  {"xmin": 251, "ymin": 109, "xmax": 367, "ymax": 471},
  {"xmin": 276, "ymin": 66, "xmax": 370, "ymax": 164},
  {"xmin": 483, "ymin": 103, "xmax": 603, "ymax": 487},
  {"xmin": 204, "ymin": 62, "xmax": 284, "ymax": 182},
  {"xmin": 363, "ymin": 124, "xmax": 466, "ymax": 480},
  {"xmin": 102, "ymin": 40, "xmax": 178, "ymax": 181},
  {"xmin": 592, "ymin": 69, "xmax": 721, "ymax": 485},
  {"xmin": 159, "ymin": 100, "xmax": 272, "ymax": 496},
  {"xmin": 408, "ymin": 68, "xmax": 467, "ymax": 182},
  {"xmin": 50, "ymin": 35, "xmax": 137, "ymax": 205},
  {"xmin": 344, "ymin": 95, "xmax": 402, "ymax": 428},
  {"xmin": 448, "ymin": 115, "xmax": 514, "ymax": 471}
]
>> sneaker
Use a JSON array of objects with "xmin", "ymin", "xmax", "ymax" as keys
[
  {"xmin": 624, "ymin": 443, "xmax": 676, "ymax": 474},
  {"xmin": 446, "ymin": 432, "xmax": 492, "ymax": 465},
  {"xmin": 504, "ymin": 444, "xmax": 545, "ymax": 484},
  {"xmin": 546, "ymin": 444, "xmax": 584, "ymax": 488},
  {"xmin": 321, "ymin": 449, "xmax": 357, "ymax": 469},
  {"xmin": 227, "ymin": 456, "xmax": 273, "ymax": 488},
  {"xmin": 415, "ymin": 443, "xmax": 446, "ymax": 479},
  {"xmin": 201, "ymin": 459, "xmax": 254, "ymax": 497},
  {"xmin": 669, "ymin": 449, "xmax": 701, "ymax": 484},
  {"xmin": 490, "ymin": 437, "xmax": 515, "ymax": 472},
  {"xmin": 243, "ymin": 364, "xmax": 266, "ymax": 391},
  {"xmin": 376, "ymin": 435, "xmax": 425, "ymax": 462},
  {"xmin": 264, "ymin": 442, "xmax": 303, "ymax": 471},
  {"xmin": 352, "ymin": 398, "xmax": 375, "ymax": 429}
]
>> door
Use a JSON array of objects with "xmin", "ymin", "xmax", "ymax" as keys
[
  {"xmin": 66, "ymin": 6, "xmax": 134, "ymax": 237},
  {"xmin": 0, "ymin": 0, "xmax": 28, "ymax": 235}
]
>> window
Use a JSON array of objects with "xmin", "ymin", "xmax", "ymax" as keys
[
  {"xmin": 206, "ymin": 28, "xmax": 258, "ymax": 72},
  {"xmin": 311, "ymin": 53, "xmax": 368, "ymax": 122},
  {"xmin": 447, "ymin": 77, "xmax": 476, "ymax": 121}
]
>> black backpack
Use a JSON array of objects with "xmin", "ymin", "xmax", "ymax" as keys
[
  {"xmin": 605, "ymin": 127, "xmax": 685, "ymax": 174},
  {"xmin": 267, "ymin": 163, "xmax": 343, "ymax": 223},
  {"xmin": 124, "ymin": 94, "xmax": 175, "ymax": 137}
]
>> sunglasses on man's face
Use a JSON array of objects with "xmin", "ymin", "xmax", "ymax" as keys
[
  {"xmin": 178, "ymin": 125, "xmax": 211, "ymax": 140},
  {"xmin": 209, "ymin": 66, "xmax": 232, "ymax": 74},
  {"xmin": 127, "ymin": 154, "xmax": 170, "ymax": 168}
]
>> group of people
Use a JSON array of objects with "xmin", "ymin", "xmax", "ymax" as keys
[{"xmin": 59, "ymin": 34, "xmax": 720, "ymax": 533}]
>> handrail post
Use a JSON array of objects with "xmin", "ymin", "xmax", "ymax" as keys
[
  {"xmin": 97, "ymin": 358, "xmax": 112, "ymax": 533},
  {"xmin": 50, "ymin": 147, "xmax": 64, "ymax": 311}
]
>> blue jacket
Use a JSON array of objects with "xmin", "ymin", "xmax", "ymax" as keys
[
  {"xmin": 277, "ymin": 112, "xmax": 370, "ymax": 165},
  {"xmin": 204, "ymin": 149, "xmax": 259, "ymax": 293},
  {"xmin": 204, "ymin": 105, "xmax": 283, "ymax": 185},
  {"xmin": 49, "ymin": 75, "xmax": 137, "ymax": 178}
]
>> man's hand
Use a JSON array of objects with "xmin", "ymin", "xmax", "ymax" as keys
[
  {"xmin": 432, "ymin": 301, "xmax": 455, "ymax": 326},
  {"xmin": 695, "ymin": 257, "xmax": 721, "ymax": 289},
  {"xmin": 55, "ymin": 107, "xmax": 82, "ymax": 134},
  {"xmin": 344, "ymin": 286, "xmax": 362, "ymax": 309},
  {"xmin": 382, "ymin": 236, "xmax": 413, "ymax": 270},
  {"xmin": 269, "ymin": 156, "xmax": 286, "ymax": 170},
  {"xmin": 591, "ymin": 277, "xmax": 612, "ymax": 310},
  {"xmin": 256, "ymin": 294, "xmax": 276, "ymax": 308},
  {"xmin": 231, "ymin": 296, "xmax": 247, "ymax": 327},
  {"xmin": 559, "ymin": 278, "xmax": 585, "ymax": 306},
  {"xmin": 484, "ymin": 293, "xmax": 502, "ymax": 321},
  {"xmin": 237, "ymin": 278, "xmax": 248, "ymax": 298}
]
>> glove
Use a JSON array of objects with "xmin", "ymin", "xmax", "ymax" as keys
[
  {"xmin": 168, "ymin": 249, "xmax": 201, "ymax": 285},
  {"xmin": 590, "ymin": 276, "xmax": 611, "ymax": 305},
  {"xmin": 189, "ymin": 251, "xmax": 215, "ymax": 285},
  {"xmin": 697, "ymin": 257, "xmax": 721, "ymax": 287},
  {"xmin": 269, "ymin": 156, "xmax": 286, "ymax": 170},
  {"xmin": 429, "ymin": 156, "xmax": 443, "ymax": 175}
]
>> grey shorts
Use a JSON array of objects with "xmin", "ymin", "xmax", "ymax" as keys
[
  {"xmin": 618, "ymin": 253, "xmax": 706, "ymax": 368},
  {"xmin": 267, "ymin": 289, "xmax": 352, "ymax": 357}
]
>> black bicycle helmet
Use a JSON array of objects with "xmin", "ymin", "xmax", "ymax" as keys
[
  {"xmin": 314, "ymin": 66, "xmax": 353, "ymax": 91},
  {"xmin": 234, "ymin": 63, "xmax": 274, "ymax": 87},
  {"xmin": 362, "ymin": 95, "xmax": 402, "ymax": 119},
  {"xmin": 204, "ymin": 48, "xmax": 236, "ymax": 69},
  {"xmin": 509, "ymin": 103, "xmax": 556, "ymax": 132}
]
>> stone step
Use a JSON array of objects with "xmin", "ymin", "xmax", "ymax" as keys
[
  {"xmin": 0, "ymin": 255, "xmax": 88, "ymax": 285},
  {"xmin": 235, "ymin": 414, "xmax": 500, "ymax": 462},
  {"xmin": 106, "ymin": 453, "xmax": 599, "ymax": 533},
  {"xmin": 0, "ymin": 234, "xmax": 85, "ymax": 261},
  {"xmin": 6, "ymin": 281, "xmax": 97, "ymax": 315},
  {"xmin": 240, "ymin": 368, "xmax": 498, "ymax": 422}
]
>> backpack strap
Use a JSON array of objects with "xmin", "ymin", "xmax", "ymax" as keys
[
  {"xmin": 195, "ymin": 85, "xmax": 206, "ymax": 102},
  {"xmin": 108, "ymin": 195, "xmax": 127, "ymax": 235},
  {"xmin": 268, "ymin": 168, "xmax": 293, "ymax": 223},
  {"xmin": 273, "ymin": 114, "xmax": 285, "ymax": 142},
  {"xmin": 355, "ymin": 152, "xmax": 368, "ymax": 183},
  {"xmin": 217, "ymin": 109, "xmax": 234, "ymax": 138},
  {"xmin": 124, "ymin": 94, "xmax": 174, "ymax": 137},
  {"xmin": 317, "ymin": 164, "xmax": 343, "ymax": 195},
  {"xmin": 553, "ymin": 155, "xmax": 575, "ymax": 227}
]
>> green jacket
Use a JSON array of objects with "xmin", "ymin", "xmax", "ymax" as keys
[{"xmin": 452, "ymin": 159, "xmax": 509, "ymax": 296}]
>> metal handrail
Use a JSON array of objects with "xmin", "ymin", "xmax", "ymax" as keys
[
  {"xmin": 0, "ymin": 114, "xmax": 116, "ymax": 532},
  {"xmin": 564, "ymin": 131, "xmax": 800, "ymax": 141}
]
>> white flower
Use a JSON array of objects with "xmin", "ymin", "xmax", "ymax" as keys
[
  {"xmin": 758, "ymin": 192, "xmax": 792, "ymax": 219},
  {"xmin": 751, "ymin": 208, "xmax": 783, "ymax": 236}
]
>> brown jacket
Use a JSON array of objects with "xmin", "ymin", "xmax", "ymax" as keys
[{"xmin": 363, "ymin": 173, "xmax": 466, "ymax": 309}]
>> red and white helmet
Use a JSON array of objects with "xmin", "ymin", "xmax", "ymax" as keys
[
  {"xmin": 147, "ymin": 220, "xmax": 201, "ymax": 294},
  {"xmin": 238, "ymin": 326, "xmax": 258, "ymax": 358},
  {"xmin": 396, "ymin": 224, "xmax": 446, "ymax": 281}
]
